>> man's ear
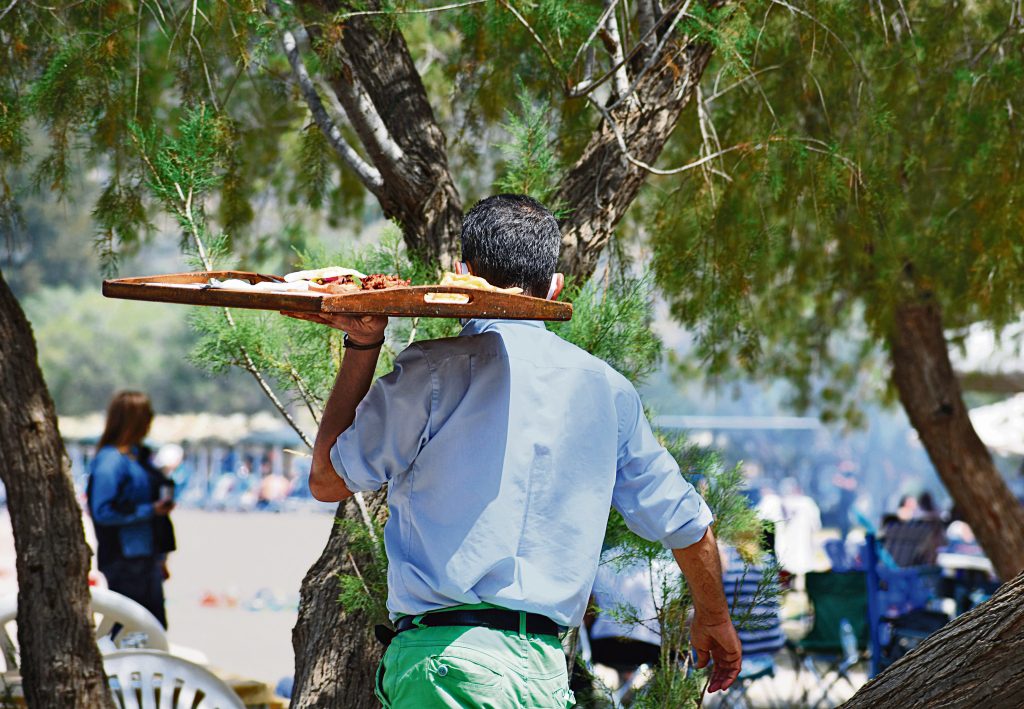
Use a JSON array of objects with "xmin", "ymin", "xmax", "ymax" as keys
[
  {"xmin": 545, "ymin": 273, "xmax": 565, "ymax": 300},
  {"xmin": 455, "ymin": 261, "xmax": 472, "ymax": 275}
]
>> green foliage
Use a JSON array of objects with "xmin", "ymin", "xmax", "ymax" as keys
[
  {"xmin": 551, "ymin": 275, "xmax": 662, "ymax": 386},
  {"xmin": 295, "ymin": 124, "xmax": 333, "ymax": 210},
  {"xmin": 649, "ymin": 1, "xmax": 1024, "ymax": 421},
  {"xmin": 494, "ymin": 87, "xmax": 563, "ymax": 211},
  {"xmin": 130, "ymin": 106, "xmax": 235, "ymax": 269},
  {"xmin": 335, "ymin": 518, "xmax": 390, "ymax": 626},
  {"xmin": 188, "ymin": 225, "xmax": 459, "ymax": 412},
  {"xmin": 91, "ymin": 180, "xmax": 149, "ymax": 276},
  {"xmin": 0, "ymin": 0, "xmax": 650, "ymax": 263},
  {"xmin": 0, "ymin": 89, "xmax": 27, "ymax": 165}
]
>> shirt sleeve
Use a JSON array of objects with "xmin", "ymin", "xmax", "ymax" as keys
[
  {"xmin": 611, "ymin": 381, "xmax": 713, "ymax": 549},
  {"xmin": 330, "ymin": 344, "xmax": 433, "ymax": 493},
  {"xmin": 89, "ymin": 450, "xmax": 154, "ymax": 526}
]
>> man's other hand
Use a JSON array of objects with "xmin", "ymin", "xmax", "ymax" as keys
[
  {"xmin": 281, "ymin": 312, "xmax": 388, "ymax": 345},
  {"xmin": 691, "ymin": 613, "xmax": 742, "ymax": 693}
]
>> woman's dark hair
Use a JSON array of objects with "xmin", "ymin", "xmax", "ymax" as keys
[
  {"xmin": 460, "ymin": 194, "xmax": 560, "ymax": 296},
  {"xmin": 98, "ymin": 390, "xmax": 154, "ymax": 449},
  {"xmin": 918, "ymin": 491, "xmax": 936, "ymax": 513}
]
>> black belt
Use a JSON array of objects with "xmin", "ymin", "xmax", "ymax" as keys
[{"xmin": 393, "ymin": 608, "xmax": 560, "ymax": 637}]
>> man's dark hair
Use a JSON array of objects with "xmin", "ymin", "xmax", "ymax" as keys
[{"xmin": 460, "ymin": 194, "xmax": 560, "ymax": 296}]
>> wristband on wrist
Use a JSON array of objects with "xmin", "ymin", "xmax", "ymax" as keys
[{"xmin": 343, "ymin": 333, "xmax": 385, "ymax": 350}]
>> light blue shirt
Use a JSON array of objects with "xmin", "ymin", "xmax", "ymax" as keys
[{"xmin": 331, "ymin": 319, "xmax": 713, "ymax": 626}]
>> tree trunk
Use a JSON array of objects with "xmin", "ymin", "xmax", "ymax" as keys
[
  {"xmin": 298, "ymin": 0, "xmax": 463, "ymax": 267},
  {"xmin": 0, "ymin": 272, "xmax": 112, "ymax": 707},
  {"xmin": 889, "ymin": 300, "xmax": 1024, "ymax": 580},
  {"xmin": 291, "ymin": 493, "xmax": 387, "ymax": 709},
  {"xmin": 842, "ymin": 571, "xmax": 1024, "ymax": 707},
  {"xmin": 556, "ymin": 16, "xmax": 718, "ymax": 281}
]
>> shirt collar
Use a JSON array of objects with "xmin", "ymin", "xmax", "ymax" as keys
[{"xmin": 459, "ymin": 318, "xmax": 547, "ymax": 336}]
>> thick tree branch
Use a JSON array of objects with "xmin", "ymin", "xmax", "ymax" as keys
[
  {"xmin": 279, "ymin": 25, "xmax": 383, "ymax": 191},
  {"xmin": 297, "ymin": 0, "xmax": 462, "ymax": 265},
  {"xmin": 602, "ymin": 0, "xmax": 633, "ymax": 103},
  {"xmin": 0, "ymin": 273, "xmax": 112, "ymax": 707},
  {"xmin": 636, "ymin": 0, "xmax": 661, "ymax": 63},
  {"xmin": 556, "ymin": 13, "xmax": 718, "ymax": 280},
  {"xmin": 0, "ymin": 0, "xmax": 19, "ymax": 23},
  {"xmin": 321, "ymin": 51, "xmax": 406, "ymax": 169},
  {"xmin": 845, "ymin": 570, "xmax": 1024, "ymax": 706},
  {"xmin": 498, "ymin": 0, "xmax": 561, "ymax": 75}
]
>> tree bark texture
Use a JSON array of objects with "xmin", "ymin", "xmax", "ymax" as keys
[
  {"xmin": 0, "ymin": 272, "xmax": 112, "ymax": 707},
  {"xmin": 291, "ymin": 493, "xmax": 387, "ymax": 709},
  {"xmin": 555, "ymin": 26, "xmax": 716, "ymax": 281},
  {"xmin": 299, "ymin": 0, "xmax": 463, "ymax": 268},
  {"xmin": 889, "ymin": 301, "xmax": 1024, "ymax": 580},
  {"xmin": 842, "ymin": 570, "xmax": 1024, "ymax": 707}
]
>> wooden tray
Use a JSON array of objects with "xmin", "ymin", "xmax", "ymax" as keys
[{"xmin": 102, "ymin": 271, "xmax": 573, "ymax": 321}]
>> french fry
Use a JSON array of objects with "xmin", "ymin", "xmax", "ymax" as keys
[{"xmin": 439, "ymin": 272, "xmax": 524, "ymax": 294}]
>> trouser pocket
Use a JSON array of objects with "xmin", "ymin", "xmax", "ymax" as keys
[
  {"xmin": 427, "ymin": 653, "xmax": 504, "ymax": 688},
  {"xmin": 374, "ymin": 657, "xmax": 390, "ymax": 707},
  {"xmin": 527, "ymin": 672, "xmax": 576, "ymax": 708}
]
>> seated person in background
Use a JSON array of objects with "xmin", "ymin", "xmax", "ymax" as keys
[
  {"xmin": 720, "ymin": 545, "xmax": 785, "ymax": 678},
  {"xmin": 881, "ymin": 493, "xmax": 946, "ymax": 567},
  {"xmin": 589, "ymin": 553, "xmax": 675, "ymax": 685},
  {"xmin": 257, "ymin": 466, "xmax": 291, "ymax": 510},
  {"xmin": 588, "ymin": 543, "xmax": 783, "ymax": 689}
]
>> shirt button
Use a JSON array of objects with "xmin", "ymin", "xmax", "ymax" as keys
[{"xmin": 437, "ymin": 665, "xmax": 448, "ymax": 677}]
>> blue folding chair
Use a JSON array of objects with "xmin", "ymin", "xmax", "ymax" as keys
[{"xmin": 865, "ymin": 533, "xmax": 950, "ymax": 677}]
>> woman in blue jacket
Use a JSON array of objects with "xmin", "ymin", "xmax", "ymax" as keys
[{"xmin": 88, "ymin": 391, "xmax": 175, "ymax": 627}]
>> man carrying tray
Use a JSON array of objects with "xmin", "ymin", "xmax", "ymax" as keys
[{"xmin": 291, "ymin": 194, "xmax": 741, "ymax": 707}]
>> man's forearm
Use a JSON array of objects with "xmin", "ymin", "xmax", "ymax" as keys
[
  {"xmin": 309, "ymin": 346, "xmax": 381, "ymax": 501},
  {"xmin": 672, "ymin": 527, "xmax": 731, "ymax": 622},
  {"xmin": 675, "ymin": 527, "xmax": 743, "ymax": 692}
]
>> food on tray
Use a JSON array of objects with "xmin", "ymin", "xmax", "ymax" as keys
[
  {"xmin": 206, "ymin": 266, "xmax": 411, "ymax": 294},
  {"xmin": 207, "ymin": 278, "xmax": 313, "ymax": 292},
  {"xmin": 308, "ymin": 275, "xmax": 361, "ymax": 294},
  {"xmin": 283, "ymin": 266, "xmax": 367, "ymax": 283},
  {"xmin": 439, "ymin": 271, "xmax": 523, "ymax": 294},
  {"xmin": 424, "ymin": 292, "xmax": 471, "ymax": 304},
  {"xmin": 208, "ymin": 278, "xmax": 254, "ymax": 289},
  {"xmin": 361, "ymin": 273, "xmax": 411, "ymax": 290}
]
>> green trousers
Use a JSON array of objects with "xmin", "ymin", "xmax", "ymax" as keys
[{"xmin": 375, "ymin": 613, "xmax": 576, "ymax": 708}]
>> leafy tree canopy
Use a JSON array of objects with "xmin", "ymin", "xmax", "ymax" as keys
[
  {"xmin": 649, "ymin": 0, "xmax": 1024, "ymax": 422},
  {"xmin": 0, "ymin": 0, "xmax": 674, "ymax": 266}
]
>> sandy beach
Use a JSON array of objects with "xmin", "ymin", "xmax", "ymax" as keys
[{"xmin": 0, "ymin": 506, "xmax": 338, "ymax": 687}]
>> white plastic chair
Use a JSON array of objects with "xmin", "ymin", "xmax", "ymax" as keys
[
  {"xmin": 103, "ymin": 649, "xmax": 244, "ymax": 709},
  {"xmin": 0, "ymin": 588, "xmax": 169, "ymax": 672}
]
